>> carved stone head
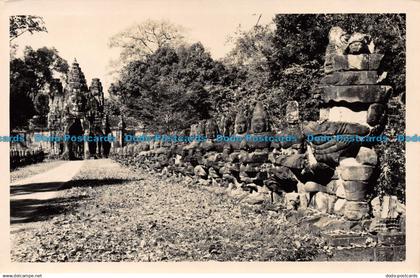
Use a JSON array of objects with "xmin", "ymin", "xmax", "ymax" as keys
[
  {"xmin": 250, "ymin": 102, "xmax": 269, "ymax": 133},
  {"xmin": 205, "ymin": 119, "xmax": 219, "ymax": 139},
  {"xmin": 286, "ymin": 101, "xmax": 299, "ymax": 124},
  {"xmin": 346, "ymin": 32, "xmax": 371, "ymax": 54},
  {"xmin": 328, "ymin": 26, "xmax": 349, "ymax": 54},
  {"xmin": 219, "ymin": 115, "xmax": 233, "ymax": 136},
  {"xmin": 234, "ymin": 111, "xmax": 248, "ymax": 135}
]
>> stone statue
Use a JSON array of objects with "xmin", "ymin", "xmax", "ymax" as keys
[
  {"xmin": 345, "ymin": 32, "xmax": 371, "ymax": 54},
  {"xmin": 324, "ymin": 26, "xmax": 349, "ymax": 73},
  {"xmin": 250, "ymin": 102, "xmax": 270, "ymax": 134}
]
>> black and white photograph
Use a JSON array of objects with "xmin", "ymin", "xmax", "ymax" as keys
[{"xmin": 1, "ymin": 0, "xmax": 420, "ymax": 275}]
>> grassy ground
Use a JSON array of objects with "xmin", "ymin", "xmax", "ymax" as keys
[
  {"xmin": 10, "ymin": 160, "xmax": 67, "ymax": 183},
  {"xmin": 11, "ymin": 159, "xmax": 327, "ymax": 262}
]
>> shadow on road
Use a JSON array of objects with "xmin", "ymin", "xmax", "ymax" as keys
[
  {"xmin": 10, "ymin": 178, "xmax": 138, "ymax": 196},
  {"xmin": 10, "ymin": 195, "xmax": 87, "ymax": 224},
  {"xmin": 10, "ymin": 177, "xmax": 141, "ymax": 225}
]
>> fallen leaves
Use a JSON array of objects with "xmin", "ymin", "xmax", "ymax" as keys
[{"xmin": 11, "ymin": 159, "xmax": 327, "ymax": 262}]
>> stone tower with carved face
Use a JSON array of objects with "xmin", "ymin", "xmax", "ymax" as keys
[{"xmin": 47, "ymin": 59, "xmax": 110, "ymax": 160}]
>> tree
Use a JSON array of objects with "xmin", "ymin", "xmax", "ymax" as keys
[
  {"xmin": 110, "ymin": 43, "xmax": 232, "ymax": 132},
  {"xmin": 10, "ymin": 15, "xmax": 48, "ymax": 59},
  {"xmin": 10, "ymin": 47, "xmax": 69, "ymax": 130},
  {"xmin": 109, "ymin": 19, "xmax": 186, "ymax": 68},
  {"xmin": 9, "ymin": 15, "xmax": 47, "ymax": 41}
]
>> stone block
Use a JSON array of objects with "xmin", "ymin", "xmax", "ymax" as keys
[
  {"xmin": 244, "ymin": 139, "xmax": 272, "ymax": 150},
  {"xmin": 194, "ymin": 165, "xmax": 207, "ymax": 177},
  {"xmin": 319, "ymin": 108, "xmax": 329, "ymax": 121},
  {"xmin": 228, "ymin": 152, "xmax": 241, "ymax": 162},
  {"xmin": 241, "ymin": 151, "xmax": 269, "ymax": 163},
  {"xmin": 327, "ymin": 194, "xmax": 338, "ymax": 213},
  {"xmin": 272, "ymin": 191, "xmax": 283, "ymax": 204},
  {"xmin": 321, "ymin": 71, "xmax": 379, "ymax": 85},
  {"xmin": 326, "ymin": 180, "xmax": 337, "ymax": 194},
  {"xmin": 285, "ymin": 192, "xmax": 300, "ymax": 210},
  {"xmin": 241, "ymin": 191, "xmax": 268, "ymax": 205},
  {"xmin": 356, "ymin": 147, "xmax": 378, "ymax": 166},
  {"xmin": 332, "ymin": 54, "xmax": 384, "ymax": 71},
  {"xmin": 304, "ymin": 181, "xmax": 323, "ymax": 193},
  {"xmin": 377, "ymin": 233, "xmax": 405, "ymax": 246},
  {"xmin": 343, "ymin": 181, "xmax": 368, "ymax": 201},
  {"xmin": 337, "ymin": 165, "xmax": 374, "ymax": 181},
  {"xmin": 311, "ymin": 141, "xmax": 355, "ymax": 167},
  {"xmin": 320, "ymin": 85, "xmax": 392, "ymax": 104},
  {"xmin": 298, "ymin": 192, "xmax": 309, "ymax": 209},
  {"xmin": 367, "ymin": 103, "xmax": 386, "ymax": 126},
  {"xmin": 330, "ymin": 247, "xmax": 375, "ymax": 261},
  {"xmin": 393, "ymin": 246, "xmax": 406, "ymax": 261},
  {"xmin": 311, "ymin": 192, "xmax": 330, "ymax": 213},
  {"xmin": 296, "ymin": 182, "xmax": 305, "ymax": 193},
  {"xmin": 375, "ymin": 246, "xmax": 396, "ymax": 261},
  {"xmin": 371, "ymin": 196, "xmax": 382, "ymax": 218},
  {"xmin": 275, "ymin": 154, "xmax": 305, "ymax": 169},
  {"xmin": 339, "ymin": 157, "xmax": 361, "ymax": 167},
  {"xmin": 326, "ymin": 106, "xmax": 368, "ymax": 125},
  {"xmin": 344, "ymin": 201, "xmax": 369, "ymax": 220},
  {"xmin": 304, "ymin": 121, "xmax": 370, "ymax": 136},
  {"xmin": 369, "ymin": 54, "xmax": 384, "ymax": 70},
  {"xmin": 271, "ymin": 166, "xmax": 297, "ymax": 182},
  {"xmin": 380, "ymin": 195, "xmax": 406, "ymax": 219},
  {"xmin": 327, "ymin": 234, "xmax": 376, "ymax": 247}
]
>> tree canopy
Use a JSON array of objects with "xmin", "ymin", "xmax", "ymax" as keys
[
  {"xmin": 108, "ymin": 19, "xmax": 186, "ymax": 70},
  {"xmin": 10, "ymin": 46, "xmax": 68, "ymax": 130},
  {"xmin": 10, "ymin": 15, "xmax": 47, "ymax": 41},
  {"xmin": 109, "ymin": 42, "xmax": 235, "ymax": 132}
]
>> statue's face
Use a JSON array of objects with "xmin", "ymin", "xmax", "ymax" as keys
[
  {"xmin": 348, "ymin": 41, "xmax": 364, "ymax": 54},
  {"xmin": 235, "ymin": 120, "xmax": 247, "ymax": 134},
  {"xmin": 205, "ymin": 122, "xmax": 218, "ymax": 139},
  {"xmin": 251, "ymin": 116, "xmax": 266, "ymax": 133},
  {"xmin": 69, "ymin": 91, "xmax": 85, "ymax": 114}
]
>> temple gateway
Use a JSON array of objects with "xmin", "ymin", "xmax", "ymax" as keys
[{"xmin": 47, "ymin": 59, "xmax": 112, "ymax": 160}]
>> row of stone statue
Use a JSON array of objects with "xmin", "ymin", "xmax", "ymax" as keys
[
  {"xmin": 10, "ymin": 148, "xmax": 45, "ymax": 169},
  {"xmin": 113, "ymin": 101, "xmax": 374, "ymax": 220}
]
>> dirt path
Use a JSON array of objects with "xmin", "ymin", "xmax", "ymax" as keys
[{"xmin": 10, "ymin": 159, "xmax": 325, "ymax": 262}]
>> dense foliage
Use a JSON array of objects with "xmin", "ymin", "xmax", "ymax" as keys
[
  {"xmin": 10, "ymin": 46, "xmax": 68, "ymax": 130},
  {"xmin": 109, "ymin": 43, "xmax": 235, "ymax": 132},
  {"xmin": 9, "ymin": 15, "xmax": 47, "ymax": 42}
]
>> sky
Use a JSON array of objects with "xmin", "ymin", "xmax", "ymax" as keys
[{"xmin": 9, "ymin": 0, "xmax": 275, "ymax": 95}]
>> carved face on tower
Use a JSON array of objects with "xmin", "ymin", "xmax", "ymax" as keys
[
  {"xmin": 68, "ymin": 89, "xmax": 86, "ymax": 116},
  {"xmin": 251, "ymin": 102, "xmax": 269, "ymax": 134},
  {"xmin": 234, "ymin": 112, "xmax": 248, "ymax": 135}
]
